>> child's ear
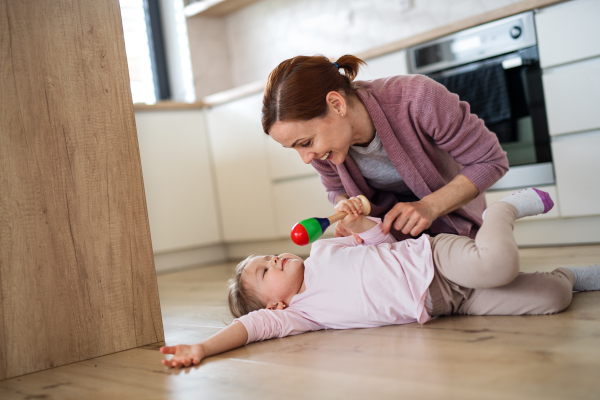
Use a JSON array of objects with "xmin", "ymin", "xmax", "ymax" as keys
[{"xmin": 265, "ymin": 301, "xmax": 285, "ymax": 311}]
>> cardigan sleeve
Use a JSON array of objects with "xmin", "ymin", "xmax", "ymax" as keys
[
  {"xmin": 413, "ymin": 77, "xmax": 509, "ymax": 193},
  {"xmin": 311, "ymin": 159, "xmax": 347, "ymax": 205}
]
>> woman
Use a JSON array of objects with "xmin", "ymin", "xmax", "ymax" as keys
[{"xmin": 262, "ymin": 54, "xmax": 509, "ymax": 241}]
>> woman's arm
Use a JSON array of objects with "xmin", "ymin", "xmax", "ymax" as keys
[
  {"xmin": 382, "ymin": 174, "xmax": 478, "ymax": 236},
  {"xmin": 160, "ymin": 321, "xmax": 248, "ymax": 368},
  {"xmin": 383, "ymin": 77, "xmax": 508, "ymax": 236}
]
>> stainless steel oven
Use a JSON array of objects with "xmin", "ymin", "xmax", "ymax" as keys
[{"xmin": 408, "ymin": 12, "xmax": 553, "ymax": 190}]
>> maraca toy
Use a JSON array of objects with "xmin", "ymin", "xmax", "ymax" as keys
[{"xmin": 291, "ymin": 195, "xmax": 371, "ymax": 246}]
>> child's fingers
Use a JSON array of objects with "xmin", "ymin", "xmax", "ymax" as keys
[
  {"xmin": 160, "ymin": 346, "xmax": 176, "ymax": 354},
  {"xmin": 335, "ymin": 199, "xmax": 361, "ymax": 215},
  {"xmin": 183, "ymin": 358, "xmax": 192, "ymax": 367},
  {"xmin": 193, "ymin": 358, "xmax": 201, "ymax": 365},
  {"xmin": 349, "ymin": 197, "xmax": 363, "ymax": 214},
  {"xmin": 162, "ymin": 359, "xmax": 170, "ymax": 367}
]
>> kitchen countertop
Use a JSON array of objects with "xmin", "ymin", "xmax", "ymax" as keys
[{"xmin": 133, "ymin": 0, "xmax": 565, "ymax": 111}]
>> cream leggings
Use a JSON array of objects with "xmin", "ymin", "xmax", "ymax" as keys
[{"xmin": 427, "ymin": 202, "xmax": 575, "ymax": 317}]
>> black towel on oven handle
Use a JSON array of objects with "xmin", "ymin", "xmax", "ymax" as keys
[{"xmin": 433, "ymin": 63, "xmax": 515, "ymax": 142}]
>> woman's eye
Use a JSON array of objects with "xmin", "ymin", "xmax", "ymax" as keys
[{"xmin": 301, "ymin": 141, "xmax": 311, "ymax": 148}]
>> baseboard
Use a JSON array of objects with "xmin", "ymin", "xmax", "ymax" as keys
[
  {"xmin": 153, "ymin": 243, "xmax": 228, "ymax": 274},
  {"xmin": 514, "ymin": 215, "xmax": 600, "ymax": 247}
]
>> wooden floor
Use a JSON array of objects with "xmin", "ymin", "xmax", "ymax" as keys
[{"xmin": 1, "ymin": 244, "xmax": 599, "ymax": 399}]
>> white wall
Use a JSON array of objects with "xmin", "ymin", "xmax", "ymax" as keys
[{"xmin": 224, "ymin": 0, "xmax": 526, "ymax": 87}]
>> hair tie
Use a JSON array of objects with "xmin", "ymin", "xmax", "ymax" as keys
[{"xmin": 333, "ymin": 62, "xmax": 339, "ymax": 69}]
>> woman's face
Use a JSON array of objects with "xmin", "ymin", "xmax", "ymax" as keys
[{"xmin": 268, "ymin": 92, "xmax": 354, "ymax": 166}]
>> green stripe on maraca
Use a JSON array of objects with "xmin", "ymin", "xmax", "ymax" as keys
[{"xmin": 299, "ymin": 218, "xmax": 324, "ymax": 244}]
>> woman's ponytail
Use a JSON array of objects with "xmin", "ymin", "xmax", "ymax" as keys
[{"xmin": 334, "ymin": 54, "xmax": 366, "ymax": 83}]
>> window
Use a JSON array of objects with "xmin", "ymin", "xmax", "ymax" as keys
[{"xmin": 120, "ymin": 0, "xmax": 171, "ymax": 103}]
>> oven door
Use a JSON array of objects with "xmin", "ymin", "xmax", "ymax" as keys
[{"xmin": 428, "ymin": 46, "xmax": 554, "ymax": 189}]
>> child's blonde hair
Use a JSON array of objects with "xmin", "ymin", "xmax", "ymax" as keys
[{"xmin": 227, "ymin": 255, "xmax": 265, "ymax": 318}]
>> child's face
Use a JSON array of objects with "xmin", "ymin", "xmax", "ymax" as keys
[{"xmin": 243, "ymin": 253, "xmax": 305, "ymax": 309}]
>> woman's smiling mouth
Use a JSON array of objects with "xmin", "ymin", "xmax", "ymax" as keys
[{"xmin": 319, "ymin": 151, "xmax": 331, "ymax": 160}]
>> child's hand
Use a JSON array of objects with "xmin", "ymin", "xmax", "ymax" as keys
[
  {"xmin": 160, "ymin": 344, "xmax": 204, "ymax": 368},
  {"xmin": 335, "ymin": 196, "xmax": 364, "ymax": 216}
]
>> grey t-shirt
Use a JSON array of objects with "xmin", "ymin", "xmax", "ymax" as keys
[{"xmin": 349, "ymin": 132, "xmax": 416, "ymax": 199}]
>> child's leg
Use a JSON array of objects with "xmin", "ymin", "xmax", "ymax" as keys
[
  {"xmin": 431, "ymin": 201, "xmax": 520, "ymax": 289},
  {"xmin": 430, "ymin": 188, "xmax": 555, "ymax": 290},
  {"xmin": 458, "ymin": 268, "xmax": 575, "ymax": 316}
]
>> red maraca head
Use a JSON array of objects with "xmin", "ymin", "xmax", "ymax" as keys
[{"xmin": 291, "ymin": 223, "xmax": 310, "ymax": 246}]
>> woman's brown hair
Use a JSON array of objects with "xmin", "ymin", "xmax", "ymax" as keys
[
  {"xmin": 262, "ymin": 54, "xmax": 367, "ymax": 134},
  {"xmin": 227, "ymin": 255, "xmax": 265, "ymax": 318}
]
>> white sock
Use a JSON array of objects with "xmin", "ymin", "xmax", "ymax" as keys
[
  {"xmin": 565, "ymin": 265, "xmax": 600, "ymax": 292},
  {"xmin": 483, "ymin": 188, "xmax": 554, "ymax": 220}
]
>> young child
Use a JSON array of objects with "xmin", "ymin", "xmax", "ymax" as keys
[{"xmin": 160, "ymin": 188, "xmax": 599, "ymax": 368}]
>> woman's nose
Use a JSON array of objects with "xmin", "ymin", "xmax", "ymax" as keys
[{"xmin": 298, "ymin": 149, "xmax": 315, "ymax": 164}]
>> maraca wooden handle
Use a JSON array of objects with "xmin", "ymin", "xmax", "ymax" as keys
[{"xmin": 327, "ymin": 195, "xmax": 371, "ymax": 224}]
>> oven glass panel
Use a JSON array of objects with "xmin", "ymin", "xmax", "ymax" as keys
[{"xmin": 428, "ymin": 47, "xmax": 551, "ymax": 168}]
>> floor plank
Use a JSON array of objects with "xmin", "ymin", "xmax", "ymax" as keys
[{"xmin": 1, "ymin": 244, "xmax": 599, "ymax": 399}]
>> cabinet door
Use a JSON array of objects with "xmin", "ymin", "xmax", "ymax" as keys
[
  {"xmin": 136, "ymin": 110, "xmax": 221, "ymax": 252},
  {"xmin": 551, "ymin": 130, "xmax": 600, "ymax": 217},
  {"xmin": 206, "ymin": 94, "xmax": 278, "ymax": 241},
  {"xmin": 265, "ymin": 134, "xmax": 316, "ymax": 181},
  {"xmin": 356, "ymin": 50, "xmax": 408, "ymax": 81},
  {"xmin": 272, "ymin": 176, "xmax": 335, "ymax": 237},
  {"xmin": 536, "ymin": 0, "xmax": 600, "ymax": 68},
  {"xmin": 542, "ymin": 57, "xmax": 600, "ymax": 136}
]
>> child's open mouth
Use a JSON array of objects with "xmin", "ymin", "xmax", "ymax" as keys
[{"xmin": 282, "ymin": 258, "xmax": 288, "ymax": 270}]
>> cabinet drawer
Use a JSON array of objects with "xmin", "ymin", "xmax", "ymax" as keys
[
  {"xmin": 272, "ymin": 176, "xmax": 335, "ymax": 238},
  {"xmin": 536, "ymin": 0, "xmax": 600, "ymax": 68},
  {"xmin": 542, "ymin": 57, "xmax": 600, "ymax": 136},
  {"xmin": 551, "ymin": 130, "xmax": 600, "ymax": 217}
]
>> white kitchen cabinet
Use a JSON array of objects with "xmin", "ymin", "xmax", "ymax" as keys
[
  {"xmin": 485, "ymin": 186, "xmax": 560, "ymax": 221},
  {"xmin": 135, "ymin": 110, "xmax": 221, "ymax": 252},
  {"xmin": 265, "ymin": 134, "xmax": 316, "ymax": 181},
  {"xmin": 535, "ymin": 0, "xmax": 600, "ymax": 69},
  {"xmin": 356, "ymin": 50, "xmax": 409, "ymax": 81},
  {"xmin": 271, "ymin": 176, "xmax": 336, "ymax": 238},
  {"xmin": 551, "ymin": 130, "xmax": 600, "ymax": 217},
  {"xmin": 542, "ymin": 57, "xmax": 600, "ymax": 136},
  {"xmin": 206, "ymin": 93, "xmax": 279, "ymax": 242}
]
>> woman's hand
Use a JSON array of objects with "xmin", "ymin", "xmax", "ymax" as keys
[
  {"xmin": 160, "ymin": 344, "xmax": 204, "ymax": 368},
  {"xmin": 382, "ymin": 199, "xmax": 438, "ymax": 237}
]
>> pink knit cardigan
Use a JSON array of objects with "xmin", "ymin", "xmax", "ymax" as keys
[{"xmin": 311, "ymin": 74, "xmax": 509, "ymax": 240}]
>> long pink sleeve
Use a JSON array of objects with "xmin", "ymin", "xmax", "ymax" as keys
[{"xmin": 235, "ymin": 308, "xmax": 322, "ymax": 344}]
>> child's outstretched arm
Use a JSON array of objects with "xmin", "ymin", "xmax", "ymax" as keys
[{"xmin": 160, "ymin": 321, "xmax": 248, "ymax": 368}]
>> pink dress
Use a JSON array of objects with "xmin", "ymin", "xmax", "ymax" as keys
[{"xmin": 235, "ymin": 218, "xmax": 435, "ymax": 344}]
